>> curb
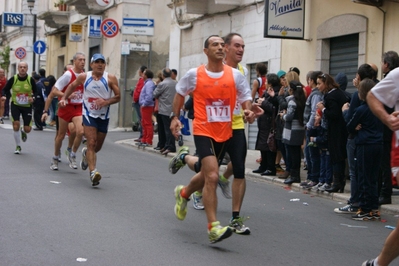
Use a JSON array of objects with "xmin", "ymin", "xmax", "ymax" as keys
[{"xmin": 117, "ymin": 139, "xmax": 399, "ymax": 216}]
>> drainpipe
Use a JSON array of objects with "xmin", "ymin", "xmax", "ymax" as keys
[{"xmin": 377, "ymin": 6, "xmax": 386, "ymax": 69}]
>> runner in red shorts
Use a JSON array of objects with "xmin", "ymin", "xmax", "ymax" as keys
[{"xmin": 42, "ymin": 53, "xmax": 85, "ymax": 170}]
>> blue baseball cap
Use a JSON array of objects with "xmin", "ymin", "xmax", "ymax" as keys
[{"xmin": 91, "ymin": 53, "xmax": 106, "ymax": 63}]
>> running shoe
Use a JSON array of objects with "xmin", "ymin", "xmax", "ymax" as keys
[
  {"xmin": 169, "ymin": 146, "xmax": 189, "ymax": 174},
  {"xmin": 20, "ymin": 127, "xmax": 27, "ymax": 142},
  {"xmin": 191, "ymin": 191, "xmax": 204, "ymax": 210},
  {"xmin": 218, "ymin": 176, "xmax": 232, "ymax": 199},
  {"xmin": 229, "ymin": 216, "xmax": 250, "ymax": 235},
  {"xmin": 352, "ymin": 210, "xmax": 375, "ymax": 221},
  {"xmin": 174, "ymin": 185, "xmax": 188, "ymax": 220},
  {"xmin": 14, "ymin": 145, "xmax": 21, "ymax": 154},
  {"xmin": 69, "ymin": 154, "xmax": 78, "ymax": 169},
  {"xmin": 310, "ymin": 182, "xmax": 324, "ymax": 191},
  {"xmin": 0, "ymin": 118, "xmax": 3, "ymax": 124},
  {"xmin": 90, "ymin": 170, "xmax": 101, "ymax": 186},
  {"xmin": 372, "ymin": 210, "xmax": 381, "ymax": 220},
  {"xmin": 208, "ymin": 221, "xmax": 233, "ymax": 244},
  {"xmin": 362, "ymin": 259, "xmax": 375, "ymax": 266},
  {"xmin": 318, "ymin": 183, "xmax": 331, "ymax": 192},
  {"xmin": 300, "ymin": 179, "xmax": 311, "ymax": 187},
  {"xmin": 80, "ymin": 147, "xmax": 88, "ymax": 170},
  {"xmin": 334, "ymin": 204, "xmax": 359, "ymax": 214},
  {"xmin": 304, "ymin": 181, "xmax": 318, "ymax": 189},
  {"xmin": 50, "ymin": 157, "xmax": 59, "ymax": 170}
]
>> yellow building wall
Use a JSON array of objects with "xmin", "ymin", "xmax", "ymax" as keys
[{"xmin": 280, "ymin": 0, "xmax": 397, "ymax": 81}]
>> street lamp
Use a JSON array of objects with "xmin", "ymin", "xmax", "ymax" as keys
[{"xmin": 27, "ymin": 0, "xmax": 37, "ymax": 72}]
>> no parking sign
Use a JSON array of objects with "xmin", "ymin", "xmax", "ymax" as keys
[
  {"xmin": 100, "ymin": 18, "xmax": 119, "ymax": 38},
  {"xmin": 15, "ymin": 47, "xmax": 26, "ymax": 59}
]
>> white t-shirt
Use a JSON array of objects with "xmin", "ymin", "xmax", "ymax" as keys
[
  {"xmin": 371, "ymin": 67, "xmax": 399, "ymax": 145},
  {"xmin": 371, "ymin": 67, "xmax": 399, "ymax": 110},
  {"xmin": 176, "ymin": 65, "xmax": 252, "ymax": 105},
  {"xmin": 54, "ymin": 70, "xmax": 81, "ymax": 91}
]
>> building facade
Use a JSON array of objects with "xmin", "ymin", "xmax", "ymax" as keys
[
  {"xmin": 168, "ymin": 0, "xmax": 399, "ymax": 149},
  {"xmin": 36, "ymin": 0, "xmax": 171, "ymax": 128}
]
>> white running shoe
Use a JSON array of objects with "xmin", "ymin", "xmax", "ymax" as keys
[
  {"xmin": 191, "ymin": 191, "xmax": 204, "ymax": 210},
  {"xmin": 50, "ymin": 158, "xmax": 59, "ymax": 170},
  {"xmin": 80, "ymin": 147, "xmax": 88, "ymax": 170},
  {"xmin": 90, "ymin": 170, "xmax": 101, "ymax": 186}
]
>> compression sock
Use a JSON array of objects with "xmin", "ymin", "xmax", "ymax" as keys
[
  {"xmin": 180, "ymin": 153, "xmax": 187, "ymax": 164},
  {"xmin": 180, "ymin": 187, "xmax": 190, "ymax": 199},
  {"xmin": 14, "ymin": 131, "xmax": 21, "ymax": 146}
]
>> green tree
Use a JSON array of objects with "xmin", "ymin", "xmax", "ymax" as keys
[{"xmin": 0, "ymin": 45, "xmax": 10, "ymax": 72}]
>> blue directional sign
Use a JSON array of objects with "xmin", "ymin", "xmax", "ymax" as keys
[
  {"xmin": 123, "ymin": 18, "xmax": 154, "ymax": 27},
  {"xmin": 122, "ymin": 18, "xmax": 154, "ymax": 36},
  {"xmin": 2, "ymin": 12, "xmax": 24, "ymax": 27},
  {"xmin": 33, "ymin": 40, "xmax": 46, "ymax": 55}
]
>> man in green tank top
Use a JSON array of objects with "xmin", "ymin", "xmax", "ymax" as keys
[{"xmin": 2, "ymin": 62, "xmax": 38, "ymax": 154}]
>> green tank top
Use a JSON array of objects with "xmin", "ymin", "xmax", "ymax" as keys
[{"xmin": 12, "ymin": 75, "xmax": 32, "ymax": 107}]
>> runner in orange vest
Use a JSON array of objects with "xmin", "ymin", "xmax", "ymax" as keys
[{"xmin": 169, "ymin": 35, "xmax": 257, "ymax": 244}]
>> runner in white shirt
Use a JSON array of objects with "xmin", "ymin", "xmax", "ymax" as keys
[
  {"xmin": 60, "ymin": 53, "xmax": 120, "ymax": 186},
  {"xmin": 365, "ymin": 66, "xmax": 399, "ymax": 266}
]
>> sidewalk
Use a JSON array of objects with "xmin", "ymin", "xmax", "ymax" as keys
[{"xmin": 117, "ymin": 133, "xmax": 399, "ymax": 216}]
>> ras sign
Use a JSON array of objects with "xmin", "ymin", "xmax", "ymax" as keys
[{"xmin": 2, "ymin": 12, "xmax": 24, "ymax": 27}]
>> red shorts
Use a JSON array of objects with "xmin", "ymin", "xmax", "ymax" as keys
[{"xmin": 58, "ymin": 104, "xmax": 82, "ymax": 123}]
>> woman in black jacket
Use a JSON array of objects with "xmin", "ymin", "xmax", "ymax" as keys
[
  {"xmin": 253, "ymin": 73, "xmax": 280, "ymax": 176},
  {"xmin": 316, "ymin": 74, "xmax": 348, "ymax": 193}
]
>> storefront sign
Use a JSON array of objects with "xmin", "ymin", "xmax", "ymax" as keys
[
  {"xmin": 69, "ymin": 24, "xmax": 83, "ymax": 42},
  {"xmin": 264, "ymin": 0, "xmax": 305, "ymax": 39}
]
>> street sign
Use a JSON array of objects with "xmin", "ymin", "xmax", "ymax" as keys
[
  {"xmin": 2, "ymin": 12, "xmax": 24, "ymax": 27},
  {"xmin": 122, "ymin": 18, "xmax": 154, "ymax": 36},
  {"xmin": 15, "ymin": 47, "xmax": 26, "ymax": 59},
  {"xmin": 101, "ymin": 18, "xmax": 119, "ymax": 38},
  {"xmin": 88, "ymin": 15, "xmax": 102, "ymax": 38},
  {"xmin": 33, "ymin": 40, "xmax": 46, "ymax": 55},
  {"xmin": 121, "ymin": 41, "xmax": 130, "ymax": 55},
  {"xmin": 69, "ymin": 24, "xmax": 83, "ymax": 42},
  {"xmin": 130, "ymin": 43, "xmax": 150, "ymax": 52}
]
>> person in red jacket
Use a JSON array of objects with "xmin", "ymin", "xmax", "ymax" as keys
[{"xmin": 132, "ymin": 65, "xmax": 147, "ymax": 142}]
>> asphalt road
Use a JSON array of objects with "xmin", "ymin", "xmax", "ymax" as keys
[{"xmin": 0, "ymin": 123, "xmax": 397, "ymax": 266}]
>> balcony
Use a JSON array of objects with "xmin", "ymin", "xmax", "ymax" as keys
[
  {"xmin": 37, "ymin": 8, "xmax": 70, "ymax": 29},
  {"xmin": 65, "ymin": 0, "xmax": 114, "ymax": 15},
  {"xmin": 185, "ymin": 0, "xmax": 241, "ymax": 15}
]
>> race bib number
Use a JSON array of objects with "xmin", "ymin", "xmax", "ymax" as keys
[
  {"xmin": 88, "ymin": 97, "xmax": 100, "ymax": 110},
  {"xmin": 16, "ymin": 93, "xmax": 29, "ymax": 105},
  {"xmin": 70, "ymin": 91, "xmax": 83, "ymax": 104},
  {"xmin": 205, "ymin": 98, "xmax": 231, "ymax": 122}
]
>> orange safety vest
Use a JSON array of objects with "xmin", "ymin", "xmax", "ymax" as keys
[{"xmin": 193, "ymin": 65, "xmax": 236, "ymax": 142}]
